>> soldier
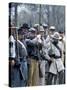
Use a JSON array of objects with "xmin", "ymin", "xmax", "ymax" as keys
[
  {"xmin": 19, "ymin": 23, "xmax": 30, "ymax": 39},
  {"xmin": 9, "ymin": 25, "xmax": 17, "ymax": 87},
  {"xmin": 59, "ymin": 31, "xmax": 65, "ymax": 67},
  {"xmin": 9, "ymin": 26, "xmax": 28, "ymax": 87},
  {"xmin": 38, "ymin": 24, "xmax": 54, "ymax": 85},
  {"xmin": 9, "ymin": 35, "xmax": 16, "ymax": 87},
  {"xmin": 42, "ymin": 24, "xmax": 51, "ymax": 85},
  {"xmin": 38, "ymin": 25, "xmax": 47, "ymax": 85},
  {"xmin": 26, "ymin": 27, "xmax": 42, "ymax": 86},
  {"xmin": 17, "ymin": 29, "xmax": 28, "ymax": 86},
  {"xmin": 46, "ymin": 26, "xmax": 57, "ymax": 85},
  {"xmin": 59, "ymin": 31, "xmax": 65, "ymax": 84},
  {"xmin": 30, "ymin": 25, "xmax": 52, "ymax": 86},
  {"xmin": 47, "ymin": 32, "xmax": 65, "ymax": 85}
]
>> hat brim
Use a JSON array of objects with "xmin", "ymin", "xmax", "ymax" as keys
[
  {"xmin": 22, "ymin": 27, "xmax": 30, "ymax": 29},
  {"xmin": 50, "ymin": 29, "xmax": 55, "ymax": 31},
  {"xmin": 9, "ymin": 27, "xmax": 19, "ymax": 29},
  {"xmin": 40, "ymin": 30, "xmax": 44, "ymax": 32},
  {"xmin": 51, "ymin": 35, "xmax": 62, "ymax": 40},
  {"xmin": 30, "ymin": 30, "xmax": 36, "ymax": 32}
]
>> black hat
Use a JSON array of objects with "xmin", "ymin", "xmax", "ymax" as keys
[
  {"xmin": 59, "ymin": 30, "xmax": 64, "ymax": 34},
  {"xmin": 21, "ymin": 23, "xmax": 30, "ymax": 29}
]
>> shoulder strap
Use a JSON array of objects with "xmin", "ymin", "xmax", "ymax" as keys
[{"xmin": 52, "ymin": 43, "xmax": 62, "ymax": 57}]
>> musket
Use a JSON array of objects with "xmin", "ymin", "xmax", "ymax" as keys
[
  {"xmin": 39, "ymin": 4, "xmax": 41, "ymax": 26},
  {"xmin": 38, "ymin": 5, "xmax": 43, "ymax": 78},
  {"xmin": 14, "ymin": 4, "xmax": 25, "ymax": 80},
  {"xmin": 38, "ymin": 4, "xmax": 42, "ymax": 60}
]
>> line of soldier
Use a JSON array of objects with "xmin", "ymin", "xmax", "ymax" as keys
[{"xmin": 9, "ymin": 23, "xmax": 65, "ymax": 87}]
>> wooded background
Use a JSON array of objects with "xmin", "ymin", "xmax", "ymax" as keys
[{"xmin": 9, "ymin": 3, "xmax": 65, "ymax": 32}]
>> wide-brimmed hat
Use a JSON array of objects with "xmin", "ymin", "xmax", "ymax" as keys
[
  {"xmin": 51, "ymin": 32, "xmax": 62, "ymax": 40},
  {"xmin": 34, "ymin": 24, "xmax": 39, "ymax": 28},
  {"xmin": 29, "ymin": 28, "xmax": 36, "ymax": 32},
  {"xmin": 9, "ymin": 26, "xmax": 19, "ymax": 29},
  {"xmin": 42, "ymin": 23, "xmax": 48, "ymax": 28},
  {"xmin": 49, "ymin": 26, "xmax": 55, "ymax": 31}
]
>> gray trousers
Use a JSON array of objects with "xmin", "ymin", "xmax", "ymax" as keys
[
  {"xmin": 39, "ymin": 61, "xmax": 45, "ymax": 85},
  {"xmin": 47, "ymin": 70, "xmax": 65, "ymax": 85}
]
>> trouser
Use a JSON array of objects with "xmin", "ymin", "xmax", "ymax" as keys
[
  {"xmin": 47, "ymin": 72, "xmax": 54, "ymax": 85},
  {"xmin": 39, "ymin": 61, "xmax": 45, "ymax": 85},
  {"xmin": 47, "ymin": 70, "xmax": 65, "ymax": 85},
  {"xmin": 45, "ymin": 61, "xmax": 51, "ymax": 85},
  {"xmin": 28, "ymin": 58, "xmax": 39, "ymax": 86},
  {"xmin": 9, "ymin": 61, "xmax": 28, "ymax": 87},
  {"xmin": 59, "ymin": 70, "xmax": 65, "ymax": 84},
  {"xmin": 45, "ymin": 72, "xmax": 56, "ymax": 85}
]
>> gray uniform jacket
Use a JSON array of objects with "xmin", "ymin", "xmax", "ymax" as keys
[
  {"xmin": 49, "ymin": 42, "xmax": 64, "ymax": 75},
  {"xmin": 9, "ymin": 36, "xmax": 28, "ymax": 87}
]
